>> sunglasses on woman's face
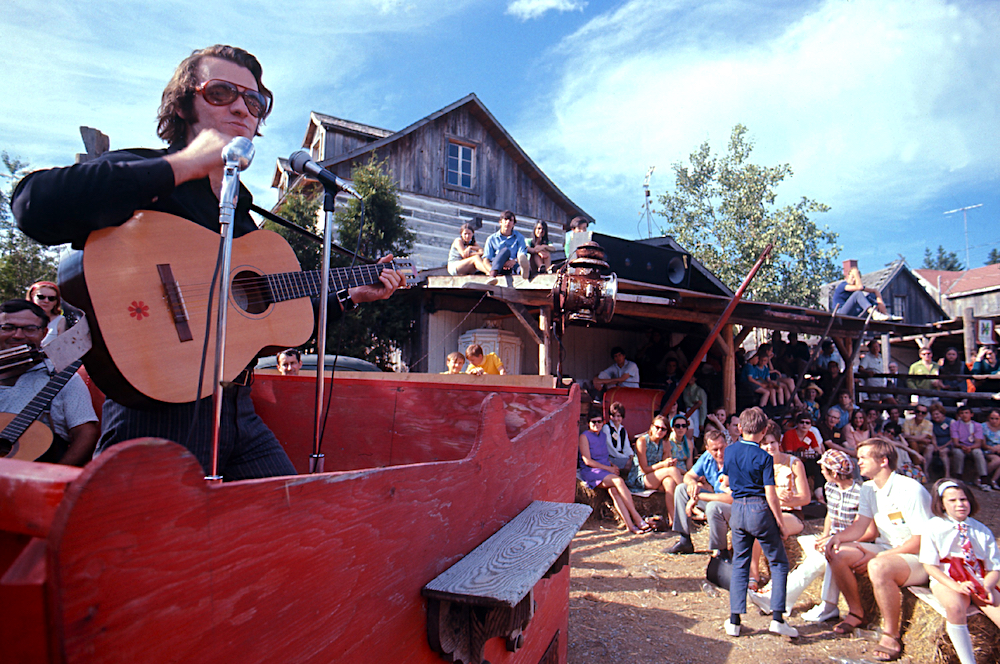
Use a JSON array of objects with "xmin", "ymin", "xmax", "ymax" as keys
[
  {"xmin": 674, "ymin": 423, "xmax": 688, "ymax": 429},
  {"xmin": 195, "ymin": 79, "xmax": 270, "ymax": 118},
  {"xmin": 34, "ymin": 294, "xmax": 58, "ymax": 302}
]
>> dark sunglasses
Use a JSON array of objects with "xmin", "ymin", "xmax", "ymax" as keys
[
  {"xmin": 673, "ymin": 423, "xmax": 688, "ymax": 429},
  {"xmin": 33, "ymin": 294, "xmax": 58, "ymax": 301},
  {"xmin": 195, "ymin": 80, "xmax": 270, "ymax": 118}
]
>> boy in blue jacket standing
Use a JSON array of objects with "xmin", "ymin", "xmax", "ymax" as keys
[{"xmin": 723, "ymin": 407, "xmax": 798, "ymax": 638}]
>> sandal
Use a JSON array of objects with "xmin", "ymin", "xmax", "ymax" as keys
[
  {"xmin": 832, "ymin": 612, "xmax": 865, "ymax": 635},
  {"xmin": 873, "ymin": 634, "xmax": 902, "ymax": 661}
]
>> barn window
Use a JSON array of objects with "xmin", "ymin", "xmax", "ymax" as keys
[
  {"xmin": 447, "ymin": 140, "xmax": 475, "ymax": 189},
  {"xmin": 892, "ymin": 295, "xmax": 906, "ymax": 321}
]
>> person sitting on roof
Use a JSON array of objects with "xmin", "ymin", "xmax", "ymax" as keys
[
  {"xmin": 447, "ymin": 222, "xmax": 491, "ymax": 276},
  {"xmin": 831, "ymin": 259, "xmax": 891, "ymax": 320},
  {"xmin": 483, "ymin": 210, "xmax": 529, "ymax": 278},
  {"xmin": 563, "ymin": 216, "xmax": 591, "ymax": 259}
]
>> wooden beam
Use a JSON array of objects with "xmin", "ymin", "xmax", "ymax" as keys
[
  {"xmin": 734, "ymin": 325, "xmax": 753, "ymax": 348},
  {"xmin": 539, "ymin": 307, "xmax": 552, "ymax": 376},
  {"xmin": 506, "ymin": 302, "xmax": 543, "ymax": 347},
  {"xmin": 723, "ymin": 324, "xmax": 735, "ymax": 414}
]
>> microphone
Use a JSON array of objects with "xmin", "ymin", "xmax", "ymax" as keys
[
  {"xmin": 288, "ymin": 150, "xmax": 360, "ymax": 199},
  {"xmin": 222, "ymin": 137, "xmax": 255, "ymax": 171}
]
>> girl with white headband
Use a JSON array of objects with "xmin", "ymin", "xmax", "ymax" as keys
[{"xmin": 919, "ymin": 479, "xmax": 1000, "ymax": 664}]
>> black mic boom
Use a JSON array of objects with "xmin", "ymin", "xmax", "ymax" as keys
[{"xmin": 288, "ymin": 150, "xmax": 360, "ymax": 199}]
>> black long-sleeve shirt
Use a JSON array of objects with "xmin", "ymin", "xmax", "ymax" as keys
[{"xmin": 13, "ymin": 147, "xmax": 258, "ymax": 248}]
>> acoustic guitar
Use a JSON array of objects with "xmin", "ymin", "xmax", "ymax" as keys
[
  {"xmin": 0, "ymin": 359, "xmax": 84, "ymax": 461},
  {"xmin": 57, "ymin": 211, "xmax": 417, "ymax": 408}
]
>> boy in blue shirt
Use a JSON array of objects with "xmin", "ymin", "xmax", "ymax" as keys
[{"xmin": 723, "ymin": 407, "xmax": 797, "ymax": 638}]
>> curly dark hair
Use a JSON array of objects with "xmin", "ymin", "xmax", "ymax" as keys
[{"xmin": 157, "ymin": 45, "xmax": 272, "ymax": 146}]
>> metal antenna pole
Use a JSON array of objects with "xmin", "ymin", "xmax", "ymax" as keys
[
  {"xmin": 207, "ymin": 137, "xmax": 254, "ymax": 483},
  {"xmin": 944, "ymin": 203, "xmax": 982, "ymax": 268}
]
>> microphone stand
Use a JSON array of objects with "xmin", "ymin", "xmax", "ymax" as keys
[
  {"xmin": 310, "ymin": 189, "xmax": 337, "ymax": 474},
  {"xmin": 207, "ymin": 138, "xmax": 253, "ymax": 483}
]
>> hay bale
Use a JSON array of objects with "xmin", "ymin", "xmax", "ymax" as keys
[
  {"xmin": 904, "ymin": 591, "xmax": 1000, "ymax": 664},
  {"xmin": 574, "ymin": 480, "xmax": 668, "ymax": 528}
]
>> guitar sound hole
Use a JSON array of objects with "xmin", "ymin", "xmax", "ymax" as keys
[{"xmin": 231, "ymin": 271, "xmax": 272, "ymax": 315}]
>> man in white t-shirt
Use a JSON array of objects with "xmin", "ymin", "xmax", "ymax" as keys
[
  {"xmin": 825, "ymin": 439, "xmax": 932, "ymax": 661},
  {"xmin": 593, "ymin": 347, "xmax": 640, "ymax": 390}
]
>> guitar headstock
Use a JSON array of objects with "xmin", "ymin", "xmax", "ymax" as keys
[{"xmin": 389, "ymin": 259, "xmax": 419, "ymax": 288}]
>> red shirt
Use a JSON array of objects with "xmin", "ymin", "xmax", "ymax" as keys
[{"xmin": 782, "ymin": 428, "xmax": 822, "ymax": 457}]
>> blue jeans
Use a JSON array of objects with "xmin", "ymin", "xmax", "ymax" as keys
[
  {"xmin": 730, "ymin": 495, "xmax": 788, "ymax": 615},
  {"xmin": 838, "ymin": 290, "xmax": 875, "ymax": 317}
]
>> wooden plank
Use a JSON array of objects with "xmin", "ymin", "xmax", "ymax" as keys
[
  {"xmin": 507, "ymin": 302, "xmax": 543, "ymax": 347},
  {"xmin": 422, "ymin": 501, "xmax": 590, "ymax": 607}
]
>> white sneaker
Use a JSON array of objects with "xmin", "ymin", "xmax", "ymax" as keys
[
  {"xmin": 724, "ymin": 619, "xmax": 741, "ymax": 637},
  {"xmin": 801, "ymin": 603, "xmax": 839, "ymax": 622},
  {"xmin": 769, "ymin": 620, "xmax": 799, "ymax": 637},
  {"xmin": 748, "ymin": 589, "xmax": 771, "ymax": 613}
]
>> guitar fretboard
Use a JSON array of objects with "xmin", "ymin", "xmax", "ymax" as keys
[
  {"xmin": 263, "ymin": 264, "xmax": 388, "ymax": 304},
  {"xmin": 1, "ymin": 360, "xmax": 83, "ymax": 442}
]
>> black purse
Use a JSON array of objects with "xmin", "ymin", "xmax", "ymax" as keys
[{"xmin": 705, "ymin": 549, "xmax": 732, "ymax": 591}]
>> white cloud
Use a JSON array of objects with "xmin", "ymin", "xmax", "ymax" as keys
[
  {"xmin": 506, "ymin": 0, "xmax": 586, "ymax": 21},
  {"xmin": 519, "ymin": 0, "xmax": 1000, "ymax": 239}
]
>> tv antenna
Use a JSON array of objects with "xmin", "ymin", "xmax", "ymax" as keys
[
  {"xmin": 638, "ymin": 165, "xmax": 662, "ymax": 238},
  {"xmin": 944, "ymin": 203, "xmax": 982, "ymax": 269}
]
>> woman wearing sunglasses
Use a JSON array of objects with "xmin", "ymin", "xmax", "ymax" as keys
[
  {"xmin": 579, "ymin": 409, "xmax": 649, "ymax": 534},
  {"xmin": 25, "ymin": 280, "xmax": 65, "ymax": 346},
  {"xmin": 626, "ymin": 414, "xmax": 685, "ymax": 529}
]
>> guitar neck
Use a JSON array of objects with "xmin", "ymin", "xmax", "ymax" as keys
[
  {"xmin": 1, "ymin": 360, "xmax": 83, "ymax": 443},
  {"xmin": 264, "ymin": 263, "xmax": 389, "ymax": 303}
]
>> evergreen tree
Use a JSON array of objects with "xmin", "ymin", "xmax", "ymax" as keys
[
  {"xmin": 0, "ymin": 152, "xmax": 58, "ymax": 301},
  {"xmin": 921, "ymin": 245, "xmax": 963, "ymax": 271},
  {"xmin": 985, "ymin": 248, "xmax": 1000, "ymax": 266}
]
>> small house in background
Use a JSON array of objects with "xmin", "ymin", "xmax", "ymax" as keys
[
  {"xmin": 272, "ymin": 94, "xmax": 590, "ymax": 271},
  {"xmin": 819, "ymin": 259, "xmax": 947, "ymax": 326},
  {"xmin": 914, "ymin": 264, "xmax": 1000, "ymax": 320}
]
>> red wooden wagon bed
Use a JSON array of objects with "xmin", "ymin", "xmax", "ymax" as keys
[{"xmin": 1, "ymin": 373, "xmax": 586, "ymax": 664}]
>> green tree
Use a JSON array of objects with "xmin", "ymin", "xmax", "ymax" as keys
[
  {"xmin": 655, "ymin": 125, "xmax": 839, "ymax": 307},
  {"xmin": 266, "ymin": 154, "xmax": 415, "ymax": 370},
  {"xmin": 921, "ymin": 245, "xmax": 963, "ymax": 271},
  {"xmin": 262, "ymin": 191, "xmax": 322, "ymax": 272},
  {"xmin": 985, "ymin": 248, "xmax": 1000, "ymax": 266},
  {"xmin": 330, "ymin": 154, "xmax": 415, "ymax": 370},
  {"xmin": 0, "ymin": 151, "xmax": 58, "ymax": 301}
]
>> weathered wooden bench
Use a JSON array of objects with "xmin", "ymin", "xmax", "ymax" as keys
[{"xmin": 422, "ymin": 500, "xmax": 591, "ymax": 664}]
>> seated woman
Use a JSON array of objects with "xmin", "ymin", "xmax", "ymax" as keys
[
  {"xmin": 705, "ymin": 407, "xmax": 740, "ymax": 446},
  {"xmin": 626, "ymin": 415, "xmax": 685, "ymax": 528},
  {"xmin": 971, "ymin": 346, "xmax": 1000, "ymax": 393},
  {"xmin": 781, "ymin": 411, "xmax": 825, "ymax": 501},
  {"xmin": 740, "ymin": 350, "xmax": 779, "ymax": 407},
  {"xmin": 578, "ymin": 408, "xmax": 649, "ymax": 534},
  {"xmin": 26, "ymin": 280, "xmax": 67, "ymax": 346},
  {"xmin": 800, "ymin": 383, "xmax": 823, "ymax": 423},
  {"xmin": 446, "ymin": 222, "xmax": 491, "ymax": 276},
  {"xmin": 842, "ymin": 408, "xmax": 873, "ymax": 459},
  {"xmin": 525, "ymin": 220, "xmax": 557, "ymax": 275},
  {"xmin": 748, "ymin": 420, "xmax": 811, "ymax": 590}
]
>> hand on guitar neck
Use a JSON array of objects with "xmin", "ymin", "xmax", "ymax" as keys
[{"xmin": 348, "ymin": 254, "xmax": 405, "ymax": 305}]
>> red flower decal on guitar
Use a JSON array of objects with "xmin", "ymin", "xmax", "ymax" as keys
[{"xmin": 129, "ymin": 301, "xmax": 149, "ymax": 321}]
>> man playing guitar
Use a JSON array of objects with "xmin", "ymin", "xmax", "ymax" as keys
[
  {"xmin": 12, "ymin": 45, "xmax": 403, "ymax": 479},
  {"xmin": 0, "ymin": 300, "xmax": 99, "ymax": 465}
]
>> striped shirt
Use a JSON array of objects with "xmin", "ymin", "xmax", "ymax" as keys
[{"xmin": 824, "ymin": 480, "xmax": 862, "ymax": 534}]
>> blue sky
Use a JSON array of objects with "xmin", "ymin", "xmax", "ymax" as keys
[{"xmin": 2, "ymin": 0, "xmax": 999, "ymax": 273}]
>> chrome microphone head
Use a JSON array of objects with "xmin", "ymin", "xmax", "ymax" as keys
[{"xmin": 222, "ymin": 137, "xmax": 255, "ymax": 171}]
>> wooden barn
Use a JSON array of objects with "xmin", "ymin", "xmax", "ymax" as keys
[
  {"xmin": 914, "ymin": 264, "xmax": 1000, "ymax": 320},
  {"xmin": 272, "ymin": 95, "xmax": 589, "ymax": 271}
]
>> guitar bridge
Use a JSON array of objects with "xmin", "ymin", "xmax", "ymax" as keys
[{"xmin": 157, "ymin": 264, "xmax": 194, "ymax": 342}]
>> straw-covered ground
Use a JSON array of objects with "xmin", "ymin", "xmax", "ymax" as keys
[{"xmin": 567, "ymin": 488, "xmax": 1000, "ymax": 663}]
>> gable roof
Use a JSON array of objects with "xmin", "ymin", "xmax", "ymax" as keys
[
  {"xmin": 311, "ymin": 93, "xmax": 591, "ymax": 223},
  {"xmin": 914, "ymin": 264, "xmax": 1000, "ymax": 298}
]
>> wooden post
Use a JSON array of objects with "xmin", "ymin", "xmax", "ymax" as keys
[
  {"xmin": 723, "ymin": 324, "xmax": 736, "ymax": 414},
  {"xmin": 964, "ymin": 308, "xmax": 977, "ymax": 364},
  {"xmin": 832, "ymin": 336, "xmax": 855, "ymax": 400},
  {"xmin": 881, "ymin": 333, "xmax": 891, "ymax": 373},
  {"xmin": 539, "ymin": 307, "xmax": 551, "ymax": 376}
]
